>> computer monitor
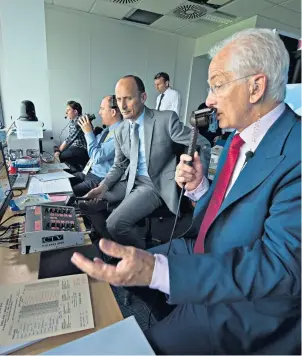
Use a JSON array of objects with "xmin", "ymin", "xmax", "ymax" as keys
[{"xmin": 0, "ymin": 143, "xmax": 13, "ymax": 223}]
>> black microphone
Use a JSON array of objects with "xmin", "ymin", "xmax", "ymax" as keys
[
  {"xmin": 245, "ymin": 151, "xmax": 254, "ymax": 162},
  {"xmin": 186, "ymin": 108, "xmax": 216, "ymax": 166}
]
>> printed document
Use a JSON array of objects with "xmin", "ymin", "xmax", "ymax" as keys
[
  {"xmin": 15, "ymin": 121, "xmax": 43, "ymax": 139},
  {"xmin": 35, "ymin": 171, "xmax": 74, "ymax": 182},
  {"xmin": 28, "ymin": 177, "xmax": 72, "ymax": 194},
  {"xmin": 0, "ymin": 274, "xmax": 94, "ymax": 345}
]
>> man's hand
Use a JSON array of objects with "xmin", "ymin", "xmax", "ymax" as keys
[
  {"xmin": 71, "ymin": 239, "xmax": 155, "ymax": 287},
  {"xmin": 54, "ymin": 151, "xmax": 61, "ymax": 162},
  {"xmin": 78, "ymin": 115, "xmax": 93, "ymax": 134},
  {"xmin": 83, "ymin": 183, "xmax": 108, "ymax": 200},
  {"xmin": 175, "ymin": 151, "xmax": 204, "ymax": 191}
]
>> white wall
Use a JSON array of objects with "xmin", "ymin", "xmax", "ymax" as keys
[
  {"xmin": 0, "ymin": 0, "xmax": 52, "ymax": 129},
  {"xmin": 186, "ymin": 56, "xmax": 210, "ymax": 125},
  {"xmin": 45, "ymin": 6, "xmax": 196, "ymax": 140}
]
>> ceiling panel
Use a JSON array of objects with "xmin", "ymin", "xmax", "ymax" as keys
[
  {"xmin": 91, "ymin": 0, "xmax": 132, "ymax": 19},
  {"xmin": 150, "ymin": 15, "xmax": 189, "ymax": 31},
  {"xmin": 279, "ymin": 0, "xmax": 301, "ymax": 12},
  {"xmin": 261, "ymin": 4, "xmax": 301, "ymax": 28},
  {"xmin": 53, "ymin": 0, "xmax": 96, "ymax": 12},
  {"xmin": 175, "ymin": 19, "xmax": 221, "ymax": 38},
  {"xmin": 221, "ymin": 0, "xmax": 273, "ymax": 18},
  {"xmin": 133, "ymin": 0, "xmax": 185, "ymax": 15}
]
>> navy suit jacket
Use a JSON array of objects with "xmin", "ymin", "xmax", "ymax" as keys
[{"xmin": 167, "ymin": 106, "xmax": 301, "ymax": 354}]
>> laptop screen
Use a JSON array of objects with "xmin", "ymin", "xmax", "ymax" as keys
[{"xmin": 0, "ymin": 144, "xmax": 13, "ymax": 222}]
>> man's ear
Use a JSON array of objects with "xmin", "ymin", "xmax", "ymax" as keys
[
  {"xmin": 165, "ymin": 81, "xmax": 169, "ymax": 88},
  {"xmin": 141, "ymin": 92, "xmax": 147, "ymax": 104},
  {"xmin": 249, "ymin": 74, "xmax": 267, "ymax": 104}
]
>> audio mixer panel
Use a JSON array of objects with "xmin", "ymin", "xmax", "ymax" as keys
[{"xmin": 21, "ymin": 205, "xmax": 85, "ymax": 254}]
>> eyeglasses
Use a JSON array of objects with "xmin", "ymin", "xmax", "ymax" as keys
[{"xmin": 207, "ymin": 74, "xmax": 257, "ymax": 96}]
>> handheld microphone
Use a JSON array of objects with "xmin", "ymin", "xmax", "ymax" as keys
[{"xmin": 186, "ymin": 108, "xmax": 216, "ymax": 166}]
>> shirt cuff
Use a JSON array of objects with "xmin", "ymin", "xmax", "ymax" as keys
[
  {"xmin": 149, "ymin": 254, "xmax": 170, "ymax": 295},
  {"xmin": 184, "ymin": 176, "xmax": 209, "ymax": 202},
  {"xmin": 85, "ymin": 131, "xmax": 95, "ymax": 144}
]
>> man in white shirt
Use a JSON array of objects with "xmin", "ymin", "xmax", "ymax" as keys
[
  {"xmin": 154, "ymin": 72, "xmax": 181, "ymax": 116},
  {"xmin": 71, "ymin": 29, "xmax": 301, "ymax": 355}
]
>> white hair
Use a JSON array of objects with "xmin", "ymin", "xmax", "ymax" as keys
[{"xmin": 209, "ymin": 28, "xmax": 289, "ymax": 102}]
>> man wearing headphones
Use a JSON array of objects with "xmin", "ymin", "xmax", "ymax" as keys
[
  {"xmin": 55, "ymin": 101, "xmax": 89, "ymax": 170},
  {"xmin": 70, "ymin": 95, "xmax": 122, "ymax": 197},
  {"xmin": 154, "ymin": 72, "xmax": 181, "ymax": 116}
]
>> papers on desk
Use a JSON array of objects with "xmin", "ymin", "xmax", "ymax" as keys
[
  {"xmin": 44, "ymin": 316, "xmax": 155, "ymax": 355},
  {"xmin": 0, "ymin": 274, "xmax": 94, "ymax": 346},
  {"xmin": 28, "ymin": 177, "xmax": 72, "ymax": 195},
  {"xmin": 40, "ymin": 162, "xmax": 69, "ymax": 173},
  {"xmin": 35, "ymin": 171, "xmax": 74, "ymax": 182}
]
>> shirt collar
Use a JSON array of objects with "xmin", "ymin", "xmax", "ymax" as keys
[
  {"xmin": 239, "ymin": 102, "xmax": 286, "ymax": 152},
  {"xmin": 162, "ymin": 87, "xmax": 171, "ymax": 95},
  {"xmin": 129, "ymin": 109, "xmax": 145, "ymax": 127},
  {"xmin": 108, "ymin": 120, "xmax": 121, "ymax": 132}
]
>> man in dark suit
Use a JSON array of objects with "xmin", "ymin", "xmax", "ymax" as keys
[
  {"xmin": 82, "ymin": 75, "xmax": 210, "ymax": 248},
  {"xmin": 71, "ymin": 29, "xmax": 301, "ymax": 355}
]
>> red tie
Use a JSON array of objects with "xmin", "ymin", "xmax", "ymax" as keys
[{"xmin": 194, "ymin": 134, "xmax": 245, "ymax": 254}]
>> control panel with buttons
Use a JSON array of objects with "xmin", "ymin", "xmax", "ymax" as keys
[{"xmin": 21, "ymin": 205, "xmax": 84, "ymax": 254}]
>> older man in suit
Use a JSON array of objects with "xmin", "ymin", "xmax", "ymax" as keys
[
  {"xmin": 72, "ymin": 29, "xmax": 301, "ymax": 354},
  {"xmin": 82, "ymin": 75, "xmax": 210, "ymax": 248}
]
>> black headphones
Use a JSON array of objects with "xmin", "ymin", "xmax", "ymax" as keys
[{"xmin": 109, "ymin": 95, "xmax": 118, "ymax": 109}]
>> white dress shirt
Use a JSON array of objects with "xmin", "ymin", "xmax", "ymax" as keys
[{"xmin": 156, "ymin": 87, "xmax": 181, "ymax": 117}]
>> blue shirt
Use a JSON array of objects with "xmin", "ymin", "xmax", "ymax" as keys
[
  {"xmin": 129, "ymin": 110, "xmax": 149, "ymax": 177},
  {"xmin": 85, "ymin": 121, "xmax": 121, "ymax": 178}
]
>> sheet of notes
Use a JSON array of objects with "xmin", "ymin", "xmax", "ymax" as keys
[{"xmin": 0, "ymin": 274, "xmax": 94, "ymax": 345}]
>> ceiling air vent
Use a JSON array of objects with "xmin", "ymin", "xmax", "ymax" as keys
[
  {"xmin": 172, "ymin": 2, "xmax": 215, "ymax": 21},
  {"xmin": 108, "ymin": 0, "xmax": 140, "ymax": 4}
]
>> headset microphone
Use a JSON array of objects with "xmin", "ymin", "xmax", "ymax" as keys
[{"xmin": 64, "ymin": 116, "xmax": 67, "ymax": 119}]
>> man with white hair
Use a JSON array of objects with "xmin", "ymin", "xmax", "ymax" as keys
[{"xmin": 71, "ymin": 29, "xmax": 301, "ymax": 354}]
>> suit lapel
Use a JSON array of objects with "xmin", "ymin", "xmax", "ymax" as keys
[
  {"xmin": 218, "ymin": 106, "xmax": 297, "ymax": 216},
  {"xmin": 143, "ymin": 107, "xmax": 155, "ymax": 168},
  {"xmin": 121, "ymin": 121, "xmax": 130, "ymax": 151}
]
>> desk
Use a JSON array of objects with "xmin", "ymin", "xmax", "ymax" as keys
[{"xmin": 0, "ymin": 195, "xmax": 123, "ymax": 355}]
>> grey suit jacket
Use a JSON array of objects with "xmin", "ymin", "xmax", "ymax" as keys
[{"xmin": 102, "ymin": 107, "xmax": 211, "ymax": 214}]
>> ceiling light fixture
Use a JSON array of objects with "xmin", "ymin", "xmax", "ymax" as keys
[{"xmin": 108, "ymin": 0, "xmax": 140, "ymax": 4}]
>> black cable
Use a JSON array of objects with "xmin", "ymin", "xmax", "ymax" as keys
[
  {"xmin": 147, "ymin": 187, "xmax": 185, "ymax": 328},
  {"xmin": 0, "ymin": 226, "xmax": 12, "ymax": 237},
  {"xmin": 0, "ymin": 214, "xmax": 25, "ymax": 231},
  {"xmin": 0, "ymin": 223, "xmax": 21, "ymax": 237},
  {"xmin": 59, "ymin": 122, "xmax": 70, "ymax": 145}
]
